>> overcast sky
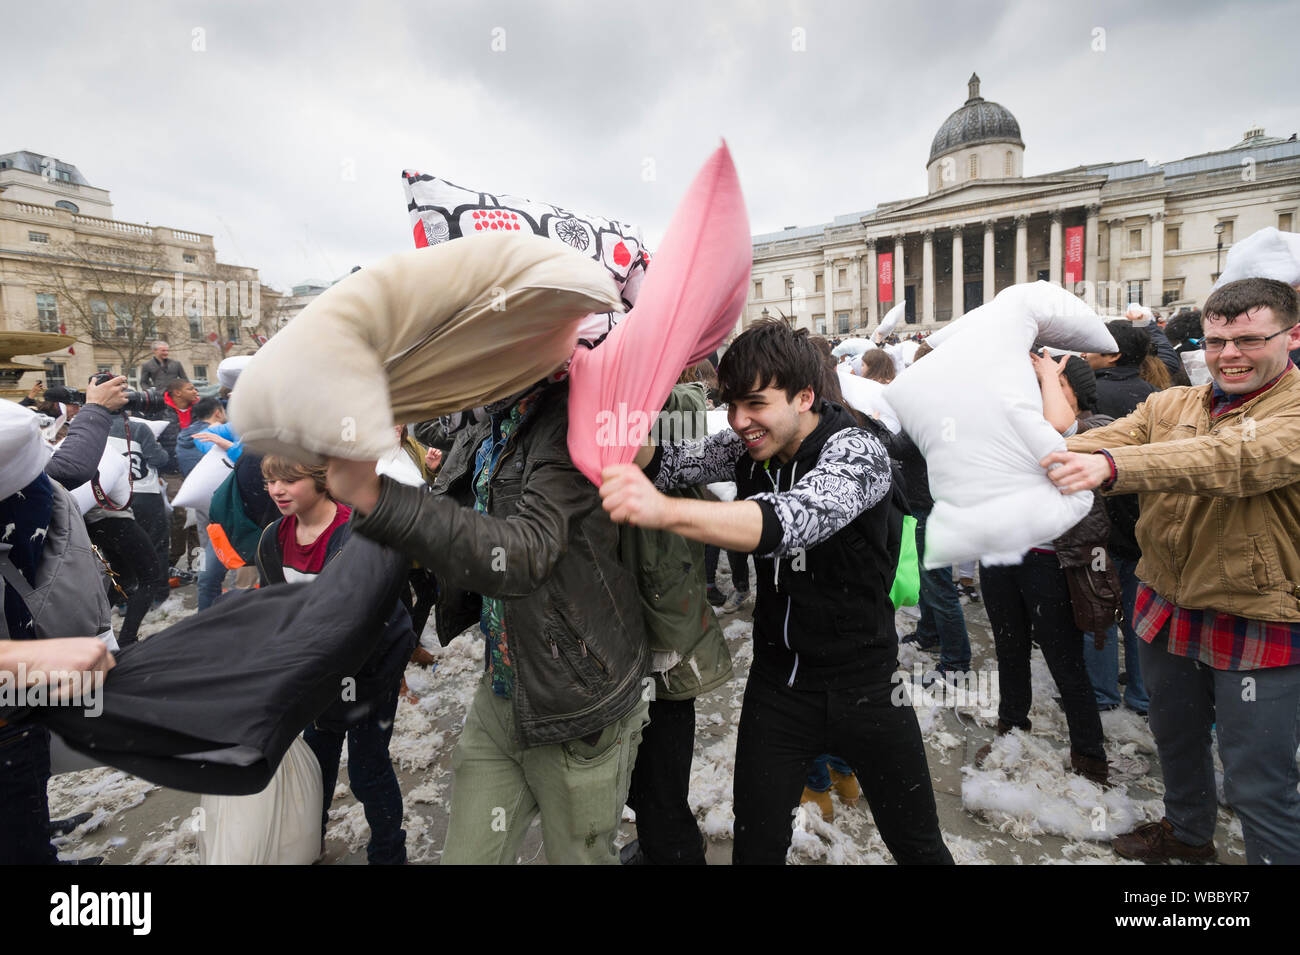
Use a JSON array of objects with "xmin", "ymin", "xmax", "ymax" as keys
[{"xmin": 5, "ymin": 0, "xmax": 1296, "ymax": 292}]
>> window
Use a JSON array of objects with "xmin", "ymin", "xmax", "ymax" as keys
[
  {"xmin": 1129, "ymin": 229, "xmax": 1143, "ymax": 252},
  {"xmin": 113, "ymin": 303, "xmax": 132, "ymax": 339},
  {"xmin": 142, "ymin": 314, "xmax": 157, "ymax": 339},
  {"xmin": 753, "ymin": 279, "xmax": 763, "ymax": 298},
  {"xmin": 1165, "ymin": 225, "xmax": 1180, "ymax": 251},
  {"xmin": 813, "ymin": 314, "xmax": 826, "ymax": 335},
  {"xmin": 183, "ymin": 253, "xmax": 197, "ymax": 264},
  {"xmin": 1162, "ymin": 279, "xmax": 1184, "ymax": 306},
  {"xmin": 837, "ymin": 312, "xmax": 850, "ymax": 334},
  {"xmin": 193, "ymin": 364, "xmax": 208, "ymax": 382},
  {"xmin": 96, "ymin": 364, "xmax": 114, "ymax": 377},
  {"xmin": 28, "ymin": 231, "xmax": 49, "ymax": 244},
  {"xmin": 36, "ymin": 293, "xmax": 58, "ymax": 333},
  {"xmin": 837, "ymin": 268, "xmax": 847, "ymax": 287},
  {"xmin": 43, "ymin": 362, "xmax": 67, "ymax": 389},
  {"xmin": 91, "ymin": 299, "xmax": 109, "ymax": 337},
  {"xmin": 189, "ymin": 308, "xmax": 204, "ymax": 341},
  {"xmin": 1004, "ymin": 151, "xmax": 1013, "ymax": 176},
  {"xmin": 54, "ymin": 200, "xmax": 78, "ymax": 213},
  {"xmin": 1127, "ymin": 280, "xmax": 1144, "ymax": 305},
  {"xmin": 1218, "ymin": 220, "xmax": 1234, "ymax": 245},
  {"xmin": 814, "ymin": 273, "xmax": 824, "ymax": 292},
  {"xmin": 969, "ymin": 154, "xmax": 978, "ymax": 179},
  {"xmin": 1280, "ymin": 212, "xmax": 1294, "ymax": 233},
  {"xmin": 226, "ymin": 319, "xmax": 240, "ymax": 342}
]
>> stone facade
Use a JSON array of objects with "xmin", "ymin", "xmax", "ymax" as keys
[
  {"xmin": 743, "ymin": 80, "xmax": 1300, "ymax": 340},
  {"xmin": 0, "ymin": 152, "xmax": 277, "ymax": 390}
]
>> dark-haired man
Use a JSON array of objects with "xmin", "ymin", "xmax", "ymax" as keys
[
  {"xmin": 1044, "ymin": 277, "xmax": 1300, "ymax": 865},
  {"xmin": 600, "ymin": 320, "xmax": 952, "ymax": 865}
]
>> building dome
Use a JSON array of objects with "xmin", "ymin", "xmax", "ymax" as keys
[{"xmin": 928, "ymin": 73, "xmax": 1024, "ymax": 164}]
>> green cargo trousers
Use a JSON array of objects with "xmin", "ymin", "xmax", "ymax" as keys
[{"xmin": 441, "ymin": 676, "xmax": 650, "ymax": 864}]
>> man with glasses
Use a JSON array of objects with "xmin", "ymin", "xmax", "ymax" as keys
[{"xmin": 1040, "ymin": 277, "xmax": 1300, "ymax": 865}]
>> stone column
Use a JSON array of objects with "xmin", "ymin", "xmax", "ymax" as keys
[
  {"xmin": 850, "ymin": 253, "xmax": 863, "ymax": 332},
  {"xmin": 922, "ymin": 229, "xmax": 936, "ymax": 324},
  {"xmin": 1149, "ymin": 211, "xmax": 1165, "ymax": 310},
  {"xmin": 951, "ymin": 228, "xmax": 964, "ymax": 319},
  {"xmin": 893, "ymin": 234, "xmax": 905, "ymax": 313},
  {"xmin": 1014, "ymin": 214, "xmax": 1029, "ymax": 285},
  {"xmin": 983, "ymin": 220, "xmax": 996, "ymax": 303},
  {"xmin": 1084, "ymin": 204, "xmax": 1100, "ymax": 307},
  {"xmin": 865, "ymin": 239, "xmax": 879, "ymax": 328},
  {"xmin": 1108, "ymin": 218, "xmax": 1125, "ymax": 314},
  {"xmin": 1049, "ymin": 211, "xmax": 1063, "ymax": 285},
  {"xmin": 824, "ymin": 256, "xmax": 835, "ymax": 331}
]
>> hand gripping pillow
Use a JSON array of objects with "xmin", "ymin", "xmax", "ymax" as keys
[
  {"xmin": 873, "ymin": 301, "xmax": 905, "ymax": 342},
  {"xmin": 229, "ymin": 231, "xmax": 622, "ymax": 463},
  {"xmin": 404, "ymin": 170, "xmax": 648, "ymax": 345},
  {"xmin": 884, "ymin": 281, "xmax": 1117, "ymax": 569},
  {"xmin": 566, "ymin": 143, "xmax": 750, "ymax": 485},
  {"xmin": 831, "ymin": 337, "xmax": 875, "ymax": 358}
]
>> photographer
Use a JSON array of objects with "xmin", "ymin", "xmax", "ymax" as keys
[{"xmin": 44, "ymin": 375, "xmax": 129, "ymax": 489}]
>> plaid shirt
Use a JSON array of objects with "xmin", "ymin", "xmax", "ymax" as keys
[{"xmin": 1133, "ymin": 584, "xmax": 1300, "ymax": 670}]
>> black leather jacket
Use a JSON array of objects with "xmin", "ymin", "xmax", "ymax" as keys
[{"xmin": 352, "ymin": 382, "xmax": 648, "ymax": 746}]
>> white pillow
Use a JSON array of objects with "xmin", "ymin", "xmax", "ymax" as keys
[
  {"xmin": 885, "ymin": 281, "xmax": 1117, "ymax": 569},
  {"xmin": 229, "ymin": 232, "xmax": 622, "ymax": 463},
  {"xmin": 874, "ymin": 301, "xmax": 905, "ymax": 341},
  {"xmin": 836, "ymin": 367, "xmax": 900, "ymax": 433}
]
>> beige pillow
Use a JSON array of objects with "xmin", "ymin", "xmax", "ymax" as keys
[{"xmin": 230, "ymin": 231, "xmax": 621, "ymax": 462}]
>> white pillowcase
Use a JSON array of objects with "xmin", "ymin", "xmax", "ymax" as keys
[{"xmin": 885, "ymin": 282, "xmax": 1117, "ymax": 569}]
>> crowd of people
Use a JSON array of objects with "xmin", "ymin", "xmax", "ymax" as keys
[{"xmin": 2, "ymin": 250, "xmax": 1299, "ymax": 866}]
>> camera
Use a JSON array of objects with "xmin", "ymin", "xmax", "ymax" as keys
[{"xmin": 46, "ymin": 377, "xmax": 167, "ymax": 416}]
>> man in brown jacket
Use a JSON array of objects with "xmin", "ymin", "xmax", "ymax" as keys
[{"xmin": 1042, "ymin": 277, "xmax": 1300, "ymax": 865}]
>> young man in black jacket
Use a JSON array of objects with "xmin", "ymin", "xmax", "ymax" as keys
[{"xmin": 601, "ymin": 321, "xmax": 952, "ymax": 865}]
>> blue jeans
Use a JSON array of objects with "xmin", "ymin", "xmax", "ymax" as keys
[
  {"xmin": 806, "ymin": 754, "xmax": 854, "ymax": 792},
  {"xmin": 1082, "ymin": 557, "xmax": 1148, "ymax": 711},
  {"xmin": 304, "ymin": 687, "xmax": 407, "ymax": 864},
  {"xmin": 197, "ymin": 533, "xmax": 227, "ymax": 612},
  {"xmin": 914, "ymin": 511, "xmax": 971, "ymax": 671},
  {"xmin": 0, "ymin": 725, "xmax": 56, "ymax": 864}
]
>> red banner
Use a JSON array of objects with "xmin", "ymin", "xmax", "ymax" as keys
[
  {"xmin": 1064, "ymin": 226, "xmax": 1084, "ymax": 288},
  {"xmin": 878, "ymin": 252, "xmax": 894, "ymax": 303}
]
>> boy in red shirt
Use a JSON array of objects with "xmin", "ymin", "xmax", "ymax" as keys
[{"xmin": 257, "ymin": 456, "xmax": 415, "ymax": 864}]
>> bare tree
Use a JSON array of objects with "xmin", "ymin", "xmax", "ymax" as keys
[{"xmin": 29, "ymin": 238, "xmax": 181, "ymax": 378}]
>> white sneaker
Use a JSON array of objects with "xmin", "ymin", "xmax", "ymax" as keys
[{"xmin": 721, "ymin": 589, "xmax": 751, "ymax": 613}]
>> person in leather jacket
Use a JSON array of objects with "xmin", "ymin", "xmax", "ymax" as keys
[{"xmin": 325, "ymin": 377, "xmax": 650, "ymax": 865}]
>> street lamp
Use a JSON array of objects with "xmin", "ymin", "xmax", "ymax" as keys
[{"xmin": 1214, "ymin": 222, "xmax": 1225, "ymax": 277}]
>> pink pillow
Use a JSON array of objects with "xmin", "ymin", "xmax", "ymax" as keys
[{"xmin": 567, "ymin": 143, "xmax": 750, "ymax": 484}]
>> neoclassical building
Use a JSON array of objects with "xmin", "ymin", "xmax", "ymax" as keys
[{"xmin": 742, "ymin": 74, "xmax": 1300, "ymax": 338}]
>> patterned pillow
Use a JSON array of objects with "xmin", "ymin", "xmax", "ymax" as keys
[{"xmin": 403, "ymin": 171, "xmax": 648, "ymax": 344}]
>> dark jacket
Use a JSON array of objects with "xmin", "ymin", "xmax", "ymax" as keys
[
  {"xmin": 138, "ymin": 356, "xmax": 187, "ymax": 391},
  {"xmin": 891, "ymin": 428, "xmax": 932, "ymax": 514},
  {"xmin": 1094, "ymin": 365, "xmax": 1156, "ymax": 422},
  {"xmin": 256, "ymin": 515, "xmax": 417, "ymax": 732},
  {"xmin": 736, "ymin": 401, "xmax": 902, "ymax": 690},
  {"xmin": 352, "ymin": 381, "xmax": 649, "ymax": 747},
  {"xmin": 1052, "ymin": 413, "xmax": 1115, "ymax": 566},
  {"xmin": 148, "ymin": 395, "xmax": 197, "ymax": 475}
]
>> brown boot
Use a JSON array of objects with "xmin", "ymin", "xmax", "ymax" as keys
[
  {"xmin": 410, "ymin": 646, "xmax": 437, "ymax": 668},
  {"xmin": 1112, "ymin": 818, "xmax": 1216, "ymax": 863},
  {"xmin": 828, "ymin": 768, "xmax": 861, "ymax": 808},
  {"xmin": 1070, "ymin": 751, "xmax": 1111, "ymax": 788},
  {"xmin": 800, "ymin": 786, "xmax": 833, "ymax": 822},
  {"xmin": 973, "ymin": 720, "xmax": 1016, "ymax": 768}
]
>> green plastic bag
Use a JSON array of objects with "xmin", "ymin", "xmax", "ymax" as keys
[{"xmin": 889, "ymin": 515, "xmax": 920, "ymax": 610}]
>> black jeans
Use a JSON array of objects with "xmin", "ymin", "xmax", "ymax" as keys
[
  {"xmin": 0, "ymin": 725, "xmax": 56, "ymax": 864},
  {"xmin": 87, "ymin": 517, "xmax": 160, "ymax": 646},
  {"xmin": 732, "ymin": 669, "xmax": 953, "ymax": 865},
  {"xmin": 130, "ymin": 494, "xmax": 171, "ymax": 602},
  {"xmin": 704, "ymin": 546, "xmax": 750, "ymax": 592},
  {"xmin": 980, "ymin": 552, "xmax": 1105, "ymax": 760},
  {"xmin": 626, "ymin": 696, "xmax": 706, "ymax": 864},
  {"xmin": 303, "ymin": 687, "xmax": 407, "ymax": 865}
]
